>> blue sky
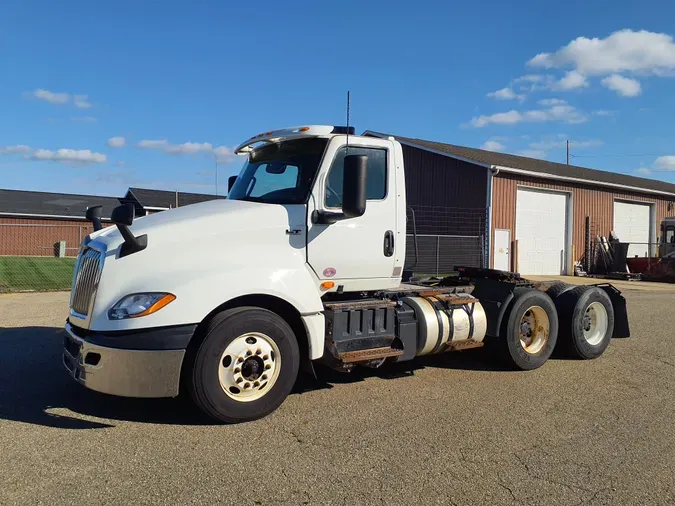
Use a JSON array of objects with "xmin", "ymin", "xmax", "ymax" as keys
[{"xmin": 2, "ymin": 0, "xmax": 675, "ymax": 197}]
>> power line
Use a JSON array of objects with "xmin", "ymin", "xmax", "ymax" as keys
[{"xmin": 570, "ymin": 152, "xmax": 672, "ymax": 159}]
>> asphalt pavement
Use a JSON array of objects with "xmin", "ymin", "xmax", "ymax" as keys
[{"xmin": 1, "ymin": 287, "xmax": 674, "ymax": 505}]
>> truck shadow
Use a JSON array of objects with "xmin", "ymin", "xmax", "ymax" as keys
[{"xmin": 0, "ymin": 326, "xmax": 510, "ymax": 429}]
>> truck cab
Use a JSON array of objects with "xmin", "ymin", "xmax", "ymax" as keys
[{"xmin": 63, "ymin": 125, "xmax": 629, "ymax": 423}]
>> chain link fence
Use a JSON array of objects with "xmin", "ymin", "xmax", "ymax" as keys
[
  {"xmin": 0, "ymin": 223, "xmax": 97, "ymax": 293},
  {"xmin": 405, "ymin": 205, "xmax": 488, "ymax": 277}
]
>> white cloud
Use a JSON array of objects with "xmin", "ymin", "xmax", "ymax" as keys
[
  {"xmin": 27, "ymin": 89, "xmax": 70, "ymax": 104},
  {"xmin": 108, "ymin": 136, "xmax": 126, "ymax": 148},
  {"xmin": 73, "ymin": 94, "xmax": 92, "ymax": 108},
  {"xmin": 137, "ymin": 139, "xmax": 235, "ymax": 162},
  {"xmin": 24, "ymin": 89, "xmax": 94, "ymax": 108},
  {"xmin": 635, "ymin": 167, "xmax": 652, "ymax": 175},
  {"xmin": 213, "ymin": 146, "xmax": 234, "ymax": 162},
  {"xmin": 654, "ymin": 156, "xmax": 675, "ymax": 171},
  {"xmin": 514, "ymin": 74, "xmax": 547, "ymax": 83},
  {"xmin": 527, "ymin": 29, "xmax": 675, "ymax": 77},
  {"xmin": 518, "ymin": 150, "xmax": 547, "ymax": 159},
  {"xmin": 470, "ymin": 104, "xmax": 587, "ymax": 128},
  {"xmin": 481, "ymin": 140, "xmax": 505, "ymax": 151},
  {"xmin": 554, "ymin": 70, "xmax": 589, "ymax": 90},
  {"xmin": 601, "ymin": 74, "xmax": 641, "ymax": 96},
  {"xmin": 1, "ymin": 145, "xmax": 32, "ymax": 155},
  {"xmin": 31, "ymin": 148, "xmax": 107, "ymax": 164},
  {"xmin": 487, "ymin": 87, "xmax": 524, "ymax": 101},
  {"xmin": 538, "ymin": 98, "xmax": 567, "ymax": 106},
  {"xmin": 592, "ymin": 110, "xmax": 617, "ymax": 116}
]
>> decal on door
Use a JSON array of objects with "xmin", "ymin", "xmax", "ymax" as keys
[{"xmin": 323, "ymin": 267, "xmax": 336, "ymax": 278}]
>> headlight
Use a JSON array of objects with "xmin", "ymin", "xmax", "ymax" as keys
[{"xmin": 108, "ymin": 293, "xmax": 176, "ymax": 320}]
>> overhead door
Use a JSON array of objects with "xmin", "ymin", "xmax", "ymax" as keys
[
  {"xmin": 516, "ymin": 188, "xmax": 568, "ymax": 275},
  {"xmin": 613, "ymin": 201, "xmax": 651, "ymax": 258}
]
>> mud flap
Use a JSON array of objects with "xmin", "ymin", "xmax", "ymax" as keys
[{"xmin": 596, "ymin": 283, "xmax": 630, "ymax": 338}]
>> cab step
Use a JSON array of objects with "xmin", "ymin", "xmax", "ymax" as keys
[{"xmin": 339, "ymin": 346, "xmax": 404, "ymax": 363}]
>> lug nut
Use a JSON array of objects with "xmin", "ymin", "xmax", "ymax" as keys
[
  {"xmin": 244, "ymin": 382, "xmax": 250, "ymax": 389},
  {"xmin": 265, "ymin": 364, "xmax": 271, "ymax": 370},
  {"xmin": 237, "ymin": 357, "xmax": 244, "ymax": 363},
  {"xmin": 261, "ymin": 374, "xmax": 267, "ymax": 380},
  {"xmin": 246, "ymin": 350, "xmax": 252, "ymax": 357},
  {"xmin": 254, "ymin": 381, "xmax": 260, "ymax": 387},
  {"xmin": 256, "ymin": 348, "xmax": 262, "ymax": 355},
  {"xmin": 236, "ymin": 377, "xmax": 243, "ymax": 383},
  {"xmin": 234, "ymin": 368, "xmax": 241, "ymax": 374},
  {"xmin": 263, "ymin": 355, "xmax": 269, "ymax": 360}
]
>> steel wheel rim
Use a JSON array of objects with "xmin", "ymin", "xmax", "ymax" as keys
[
  {"xmin": 218, "ymin": 332, "xmax": 281, "ymax": 402},
  {"xmin": 582, "ymin": 301, "xmax": 608, "ymax": 346},
  {"xmin": 519, "ymin": 305, "xmax": 550, "ymax": 354}
]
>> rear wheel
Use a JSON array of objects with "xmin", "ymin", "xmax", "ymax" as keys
[
  {"xmin": 555, "ymin": 286, "xmax": 614, "ymax": 359},
  {"xmin": 189, "ymin": 307, "xmax": 300, "ymax": 423},
  {"xmin": 502, "ymin": 288, "xmax": 559, "ymax": 370}
]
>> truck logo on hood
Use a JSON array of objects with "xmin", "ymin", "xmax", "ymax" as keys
[{"xmin": 323, "ymin": 267, "xmax": 336, "ymax": 278}]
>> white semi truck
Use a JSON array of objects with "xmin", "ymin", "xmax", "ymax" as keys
[{"xmin": 63, "ymin": 125, "xmax": 630, "ymax": 423}]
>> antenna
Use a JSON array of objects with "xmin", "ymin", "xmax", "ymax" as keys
[{"xmin": 346, "ymin": 90, "xmax": 350, "ymax": 150}]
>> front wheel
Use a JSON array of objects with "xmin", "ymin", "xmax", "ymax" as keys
[
  {"xmin": 189, "ymin": 307, "xmax": 300, "ymax": 423},
  {"xmin": 501, "ymin": 288, "xmax": 559, "ymax": 370}
]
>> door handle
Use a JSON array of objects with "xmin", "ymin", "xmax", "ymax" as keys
[
  {"xmin": 286, "ymin": 228, "xmax": 302, "ymax": 235},
  {"xmin": 383, "ymin": 230, "xmax": 394, "ymax": 257}
]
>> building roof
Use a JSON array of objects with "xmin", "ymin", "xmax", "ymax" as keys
[
  {"xmin": 0, "ymin": 189, "xmax": 121, "ymax": 220},
  {"xmin": 125, "ymin": 187, "xmax": 226, "ymax": 209},
  {"xmin": 365, "ymin": 131, "xmax": 675, "ymax": 197}
]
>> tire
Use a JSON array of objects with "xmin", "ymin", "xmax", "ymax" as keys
[
  {"xmin": 546, "ymin": 282, "xmax": 574, "ymax": 299},
  {"xmin": 189, "ymin": 307, "xmax": 300, "ymax": 423},
  {"xmin": 555, "ymin": 286, "xmax": 614, "ymax": 359},
  {"xmin": 501, "ymin": 288, "xmax": 559, "ymax": 370}
]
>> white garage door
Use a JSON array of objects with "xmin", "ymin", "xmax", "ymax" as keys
[
  {"xmin": 516, "ymin": 188, "xmax": 568, "ymax": 275},
  {"xmin": 613, "ymin": 201, "xmax": 651, "ymax": 258}
]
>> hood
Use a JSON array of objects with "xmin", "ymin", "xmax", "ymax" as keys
[{"xmin": 91, "ymin": 199, "xmax": 296, "ymax": 253}]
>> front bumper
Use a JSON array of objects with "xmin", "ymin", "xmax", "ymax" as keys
[{"xmin": 62, "ymin": 322, "xmax": 188, "ymax": 398}]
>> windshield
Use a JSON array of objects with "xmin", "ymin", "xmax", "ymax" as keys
[{"xmin": 228, "ymin": 138, "xmax": 328, "ymax": 204}]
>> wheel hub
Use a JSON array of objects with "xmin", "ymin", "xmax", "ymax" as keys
[
  {"xmin": 218, "ymin": 332, "xmax": 281, "ymax": 403},
  {"xmin": 241, "ymin": 356, "xmax": 264, "ymax": 380},
  {"xmin": 519, "ymin": 306, "xmax": 550, "ymax": 355}
]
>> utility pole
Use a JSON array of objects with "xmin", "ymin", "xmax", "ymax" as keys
[
  {"xmin": 215, "ymin": 156, "xmax": 219, "ymax": 196},
  {"xmin": 566, "ymin": 140, "xmax": 570, "ymax": 165}
]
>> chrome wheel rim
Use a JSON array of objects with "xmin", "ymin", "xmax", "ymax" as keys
[
  {"xmin": 582, "ymin": 302, "xmax": 608, "ymax": 346},
  {"xmin": 218, "ymin": 332, "xmax": 281, "ymax": 402},
  {"xmin": 519, "ymin": 306, "xmax": 550, "ymax": 355}
]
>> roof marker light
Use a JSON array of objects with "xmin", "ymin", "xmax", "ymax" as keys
[{"xmin": 299, "ymin": 127, "xmax": 310, "ymax": 132}]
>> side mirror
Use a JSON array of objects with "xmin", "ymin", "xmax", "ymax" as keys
[
  {"xmin": 111, "ymin": 203, "xmax": 135, "ymax": 226},
  {"xmin": 342, "ymin": 155, "xmax": 367, "ymax": 218},
  {"xmin": 228, "ymin": 175, "xmax": 237, "ymax": 193},
  {"xmin": 110, "ymin": 203, "xmax": 147, "ymax": 257},
  {"xmin": 85, "ymin": 205, "xmax": 103, "ymax": 231}
]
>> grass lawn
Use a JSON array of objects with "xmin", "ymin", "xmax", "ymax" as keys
[{"xmin": 0, "ymin": 256, "xmax": 76, "ymax": 292}]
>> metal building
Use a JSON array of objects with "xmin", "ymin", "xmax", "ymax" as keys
[{"xmin": 366, "ymin": 131, "xmax": 675, "ymax": 276}]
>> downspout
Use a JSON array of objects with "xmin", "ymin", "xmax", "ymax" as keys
[{"xmin": 485, "ymin": 165, "xmax": 499, "ymax": 269}]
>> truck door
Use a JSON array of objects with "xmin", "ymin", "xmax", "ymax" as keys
[{"xmin": 306, "ymin": 137, "xmax": 402, "ymax": 291}]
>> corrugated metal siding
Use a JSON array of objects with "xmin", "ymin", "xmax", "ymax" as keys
[
  {"xmin": 491, "ymin": 173, "xmax": 673, "ymax": 267},
  {"xmin": 402, "ymin": 145, "xmax": 488, "ymax": 209}
]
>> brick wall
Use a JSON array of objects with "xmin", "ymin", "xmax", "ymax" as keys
[{"xmin": 0, "ymin": 217, "xmax": 111, "ymax": 256}]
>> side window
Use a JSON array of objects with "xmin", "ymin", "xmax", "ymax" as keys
[
  {"xmin": 666, "ymin": 226, "xmax": 675, "ymax": 244},
  {"xmin": 325, "ymin": 147, "xmax": 387, "ymax": 208}
]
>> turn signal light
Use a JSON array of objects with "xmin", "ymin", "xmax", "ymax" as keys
[
  {"xmin": 299, "ymin": 127, "xmax": 310, "ymax": 132},
  {"xmin": 320, "ymin": 281, "xmax": 335, "ymax": 290}
]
